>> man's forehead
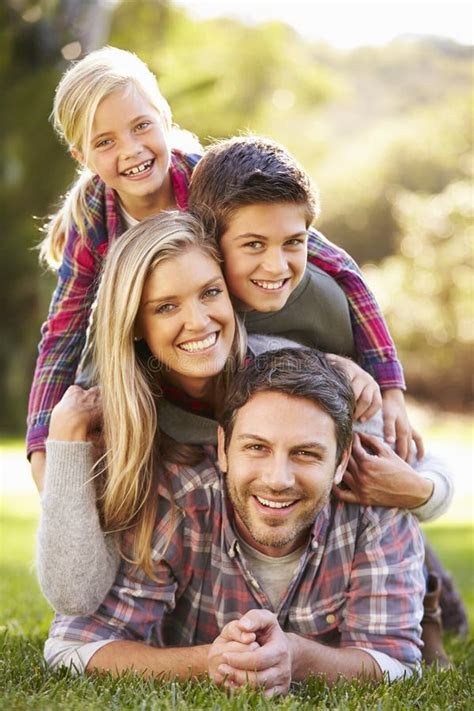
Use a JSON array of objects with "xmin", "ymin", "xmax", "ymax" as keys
[{"xmin": 231, "ymin": 390, "xmax": 337, "ymax": 444}]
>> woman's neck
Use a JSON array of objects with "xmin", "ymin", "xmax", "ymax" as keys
[{"xmin": 164, "ymin": 373, "xmax": 221, "ymax": 411}]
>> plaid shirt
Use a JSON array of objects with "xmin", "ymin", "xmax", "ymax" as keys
[
  {"xmin": 27, "ymin": 157, "xmax": 404, "ymax": 455},
  {"xmin": 49, "ymin": 449, "xmax": 424, "ymax": 667}
]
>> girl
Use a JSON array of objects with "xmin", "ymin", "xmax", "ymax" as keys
[
  {"xmin": 28, "ymin": 46, "xmax": 411, "ymax": 488},
  {"xmin": 28, "ymin": 46, "xmax": 202, "ymax": 488}
]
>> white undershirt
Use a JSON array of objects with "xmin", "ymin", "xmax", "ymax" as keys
[{"xmin": 119, "ymin": 203, "xmax": 140, "ymax": 229}]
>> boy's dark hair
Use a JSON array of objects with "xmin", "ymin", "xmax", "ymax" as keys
[
  {"xmin": 188, "ymin": 136, "xmax": 319, "ymax": 242},
  {"xmin": 219, "ymin": 348, "xmax": 355, "ymax": 464}
]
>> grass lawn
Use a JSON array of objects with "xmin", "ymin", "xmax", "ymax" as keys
[{"xmin": 1, "ymin": 495, "xmax": 473, "ymax": 709}]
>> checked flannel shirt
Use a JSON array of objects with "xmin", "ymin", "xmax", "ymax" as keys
[
  {"xmin": 27, "ymin": 151, "xmax": 405, "ymax": 455},
  {"xmin": 48, "ymin": 447, "xmax": 424, "ymax": 667}
]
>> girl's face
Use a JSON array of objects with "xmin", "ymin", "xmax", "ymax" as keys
[
  {"xmin": 73, "ymin": 86, "xmax": 172, "ymax": 216},
  {"xmin": 137, "ymin": 247, "xmax": 236, "ymax": 396}
]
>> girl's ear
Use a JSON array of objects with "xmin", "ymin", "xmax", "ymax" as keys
[{"xmin": 70, "ymin": 146, "xmax": 86, "ymax": 166}]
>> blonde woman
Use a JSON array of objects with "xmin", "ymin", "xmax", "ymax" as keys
[{"xmin": 37, "ymin": 211, "xmax": 246, "ymax": 612}]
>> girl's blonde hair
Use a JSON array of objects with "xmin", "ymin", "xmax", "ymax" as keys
[
  {"xmin": 94, "ymin": 211, "xmax": 246, "ymax": 578},
  {"xmin": 40, "ymin": 46, "xmax": 199, "ymax": 268}
]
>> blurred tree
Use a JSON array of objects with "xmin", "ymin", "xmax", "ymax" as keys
[
  {"xmin": 1, "ymin": 0, "xmax": 115, "ymax": 434},
  {"xmin": 316, "ymin": 92, "xmax": 473, "ymax": 264},
  {"xmin": 364, "ymin": 179, "xmax": 473, "ymax": 408}
]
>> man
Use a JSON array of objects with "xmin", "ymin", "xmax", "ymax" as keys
[{"xmin": 45, "ymin": 349, "xmax": 424, "ymax": 694}]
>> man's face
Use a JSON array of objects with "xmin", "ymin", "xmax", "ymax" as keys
[
  {"xmin": 219, "ymin": 202, "xmax": 308, "ymax": 313},
  {"xmin": 218, "ymin": 391, "xmax": 350, "ymax": 557}
]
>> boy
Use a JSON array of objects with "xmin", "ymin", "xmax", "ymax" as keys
[{"xmin": 188, "ymin": 135, "xmax": 421, "ymax": 460}]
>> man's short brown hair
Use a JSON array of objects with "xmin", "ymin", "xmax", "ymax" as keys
[
  {"xmin": 219, "ymin": 348, "xmax": 355, "ymax": 465},
  {"xmin": 188, "ymin": 135, "xmax": 319, "ymax": 242}
]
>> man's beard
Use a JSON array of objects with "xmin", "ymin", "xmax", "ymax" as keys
[{"xmin": 226, "ymin": 478, "xmax": 333, "ymax": 551}]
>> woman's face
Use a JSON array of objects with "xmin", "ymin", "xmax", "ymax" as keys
[{"xmin": 137, "ymin": 247, "xmax": 236, "ymax": 395}]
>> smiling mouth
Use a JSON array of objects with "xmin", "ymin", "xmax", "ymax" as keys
[
  {"xmin": 251, "ymin": 278, "xmax": 290, "ymax": 291},
  {"xmin": 121, "ymin": 159, "xmax": 154, "ymax": 177},
  {"xmin": 253, "ymin": 495, "xmax": 298, "ymax": 511},
  {"xmin": 177, "ymin": 332, "xmax": 218, "ymax": 353}
]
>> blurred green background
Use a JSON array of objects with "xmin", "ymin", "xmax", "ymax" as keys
[{"xmin": 1, "ymin": 0, "xmax": 473, "ymax": 436}]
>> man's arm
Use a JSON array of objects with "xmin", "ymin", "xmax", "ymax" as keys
[{"xmin": 86, "ymin": 640, "xmax": 211, "ymax": 680}]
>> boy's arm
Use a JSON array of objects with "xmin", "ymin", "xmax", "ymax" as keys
[
  {"xmin": 306, "ymin": 229, "xmax": 417, "ymax": 459},
  {"xmin": 306, "ymin": 228, "xmax": 404, "ymax": 388}
]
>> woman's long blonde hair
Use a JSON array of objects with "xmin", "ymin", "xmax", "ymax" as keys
[
  {"xmin": 94, "ymin": 211, "xmax": 246, "ymax": 577},
  {"xmin": 40, "ymin": 46, "xmax": 200, "ymax": 269}
]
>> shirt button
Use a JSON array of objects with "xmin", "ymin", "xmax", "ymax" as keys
[
  {"xmin": 326, "ymin": 614, "xmax": 336, "ymax": 624},
  {"xmin": 312, "ymin": 540, "xmax": 319, "ymax": 550}
]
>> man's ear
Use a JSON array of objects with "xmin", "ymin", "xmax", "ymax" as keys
[
  {"xmin": 334, "ymin": 444, "xmax": 352, "ymax": 486},
  {"xmin": 217, "ymin": 425, "xmax": 228, "ymax": 474},
  {"xmin": 70, "ymin": 146, "xmax": 86, "ymax": 167}
]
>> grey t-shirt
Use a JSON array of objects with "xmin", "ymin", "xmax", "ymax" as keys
[{"xmin": 242, "ymin": 263, "xmax": 355, "ymax": 357}]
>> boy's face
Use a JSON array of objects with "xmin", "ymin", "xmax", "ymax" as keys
[{"xmin": 219, "ymin": 202, "xmax": 308, "ymax": 312}]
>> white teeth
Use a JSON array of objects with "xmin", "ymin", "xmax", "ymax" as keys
[
  {"xmin": 123, "ymin": 160, "xmax": 152, "ymax": 176},
  {"xmin": 252, "ymin": 280, "xmax": 285, "ymax": 290},
  {"xmin": 256, "ymin": 496, "xmax": 294, "ymax": 509},
  {"xmin": 178, "ymin": 333, "xmax": 217, "ymax": 352}
]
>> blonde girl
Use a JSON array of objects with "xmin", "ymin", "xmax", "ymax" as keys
[
  {"xmin": 28, "ymin": 47, "xmax": 202, "ymax": 488},
  {"xmin": 37, "ymin": 211, "xmax": 246, "ymax": 609}
]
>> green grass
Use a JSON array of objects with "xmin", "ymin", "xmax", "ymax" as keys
[{"xmin": 1, "ymin": 497, "xmax": 473, "ymax": 709}]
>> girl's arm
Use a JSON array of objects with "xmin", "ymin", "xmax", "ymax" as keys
[
  {"xmin": 36, "ymin": 386, "xmax": 120, "ymax": 615},
  {"xmin": 27, "ymin": 180, "xmax": 113, "ymax": 483}
]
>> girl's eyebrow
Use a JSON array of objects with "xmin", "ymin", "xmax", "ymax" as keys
[{"xmin": 142, "ymin": 276, "xmax": 225, "ymax": 306}]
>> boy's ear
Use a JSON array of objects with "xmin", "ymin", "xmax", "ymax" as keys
[
  {"xmin": 217, "ymin": 426, "xmax": 228, "ymax": 474},
  {"xmin": 70, "ymin": 146, "xmax": 86, "ymax": 167},
  {"xmin": 334, "ymin": 444, "xmax": 352, "ymax": 486}
]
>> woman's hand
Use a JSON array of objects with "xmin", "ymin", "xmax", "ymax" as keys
[
  {"xmin": 333, "ymin": 431, "xmax": 433, "ymax": 509},
  {"xmin": 327, "ymin": 354, "xmax": 382, "ymax": 422},
  {"xmin": 48, "ymin": 385, "xmax": 102, "ymax": 444}
]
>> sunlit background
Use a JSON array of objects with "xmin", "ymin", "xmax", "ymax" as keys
[{"xmin": 1, "ymin": 0, "xmax": 473, "ymax": 446}]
